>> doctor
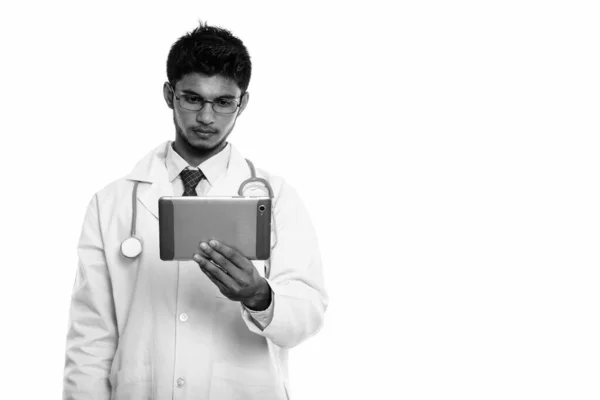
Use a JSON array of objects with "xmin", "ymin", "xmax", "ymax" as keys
[{"xmin": 63, "ymin": 22, "xmax": 327, "ymax": 400}]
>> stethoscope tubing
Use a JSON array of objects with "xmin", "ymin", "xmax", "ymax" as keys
[{"xmin": 131, "ymin": 181, "xmax": 140, "ymax": 237}]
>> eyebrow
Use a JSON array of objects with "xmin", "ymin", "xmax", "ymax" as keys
[{"xmin": 180, "ymin": 89, "xmax": 239, "ymax": 99}]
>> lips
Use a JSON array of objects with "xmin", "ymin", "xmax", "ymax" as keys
[
  {"xmin": 192, "ymin": 128, "xmax": 217, "ymax": 133},
  {"xmin": 191, "ymin": 128, "xmax": 218, "ymax": 139},
  {"xmin": 192, "ymin": 128, "xmax": 217, "ymax": 134}
]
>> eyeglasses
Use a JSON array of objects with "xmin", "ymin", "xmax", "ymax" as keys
[{"xmin": 169, "ymin": 85, "xmax": 242, "ymax": 115}]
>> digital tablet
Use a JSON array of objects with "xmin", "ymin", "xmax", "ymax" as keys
[{"xmin": 159, "ymin": 196, "xmax": 271, "ymax": 261}]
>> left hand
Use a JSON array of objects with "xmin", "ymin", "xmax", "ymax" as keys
[{"xmin": 194, "ymin": 240, "xmax": 271, "ymax": 311}]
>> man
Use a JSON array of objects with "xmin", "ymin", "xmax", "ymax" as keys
[{"xmin": 63, "ymin": 22, "xmax": 327, "ymax": 400}]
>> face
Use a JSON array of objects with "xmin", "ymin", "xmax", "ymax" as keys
[{"xmin": 164, "ymin": 72, "xmax": 248, "ymax": 157}]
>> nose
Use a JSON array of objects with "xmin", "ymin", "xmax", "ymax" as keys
[{"xmin": 196, "ymin": 103, "xmax": 215, "ymax": 124}]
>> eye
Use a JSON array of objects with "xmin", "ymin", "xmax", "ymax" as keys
[
  {"xmin": 183, "ymin": 95, "xmax": 202, "ymax": 104},
  {"xmin": 215, "ymin": 98, "xmax": 235, "ymax": 107}
]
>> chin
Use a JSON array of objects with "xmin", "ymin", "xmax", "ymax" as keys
[{"xmin": 186, "ymin": 133, "xmax": 223, "ymax": 150}]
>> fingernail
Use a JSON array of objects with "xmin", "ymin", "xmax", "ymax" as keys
[
  {"xmin": 209, "ymin": 240, "xmax": 218, "ymax": 247},
  {"xmin": 193, "ymin": 254, "xmax": 201, "ymax": 261},
  {"xmin": 200, "ymin": 242, "xmax": 209, "ymax": 250}
]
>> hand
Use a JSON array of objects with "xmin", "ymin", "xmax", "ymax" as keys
[{"xmin": 194, "ymin": 240, "xmax": 272, "ymax": 311}]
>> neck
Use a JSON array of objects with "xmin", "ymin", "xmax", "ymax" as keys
[{"xmin": 172, "ymin": 135, "xmax": 227, "ymax": 167}]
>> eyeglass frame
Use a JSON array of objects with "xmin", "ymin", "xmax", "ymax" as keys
[{"xmin": 166, "ymin": 82, "xmax": 244, "ymax": 115}]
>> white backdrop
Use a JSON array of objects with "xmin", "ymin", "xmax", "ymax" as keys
[{"xmin": 0, "ymin": 1, "xmax": 599, "ymax": 399}]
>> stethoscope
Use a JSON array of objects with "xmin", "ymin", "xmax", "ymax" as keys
[{"xmin": 120, "ymin": 142, "xmax": 276, "ymax": 265}]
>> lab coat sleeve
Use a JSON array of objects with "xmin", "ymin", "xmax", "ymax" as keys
[
  {"xmin": 63, "ymin": 194, "xmax": 117, "ymax": 400},
  {"xmin": 240, "ymin": 182, "xmax": 328, "ymax": 348},
  {"xmin": 243, "ymin": 295, "xmax": 274, "ymax": 329}
]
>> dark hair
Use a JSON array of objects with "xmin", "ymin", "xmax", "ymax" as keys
[{"xmin": 166, "ymin": 22, "xmax": 252, "ymax": 92}]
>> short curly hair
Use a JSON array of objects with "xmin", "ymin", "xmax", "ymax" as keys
[{"xmin": 166, "ymin": 21, "xmax": 252, "ymax": 92}]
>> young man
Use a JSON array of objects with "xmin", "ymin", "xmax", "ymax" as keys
[{"xmin": 63, "ymin": 23, "xmax": 327, "ymax": 400}]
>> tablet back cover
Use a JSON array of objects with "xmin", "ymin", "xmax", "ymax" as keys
[{"xmin": 159, "ymin": 197, "xmax": 271, "ymax": 261}]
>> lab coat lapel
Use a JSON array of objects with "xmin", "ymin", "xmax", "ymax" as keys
[
  {"xmin": 138, "ymin": 173, "xmax": 174, "ymax": 219},
  {"xmin": 126, "ymin": 141, "xmax": 174, "ymax": 220}
]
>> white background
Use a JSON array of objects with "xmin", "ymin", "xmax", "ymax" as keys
[{"xmin": 0, "ymin": 1, "xmax": 599, "ymax": 399}]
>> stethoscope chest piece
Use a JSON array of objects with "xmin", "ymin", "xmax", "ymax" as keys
[{"xmin": 121, "ymin": 236, "xmax": 143, "ymax": 259}]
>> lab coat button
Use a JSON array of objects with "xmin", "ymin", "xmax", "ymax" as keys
[
  {"xmin": 179, "ymin": 313, "xmax": 188, "ymax": 322},
  {"xmin": 176, "ymin": 378, "xmax": 185, "ymax": 388}
]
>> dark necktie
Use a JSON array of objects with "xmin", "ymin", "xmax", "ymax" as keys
[{"xmin": 180, "ymin": 168, "xmax": 204, "ymax": 196}]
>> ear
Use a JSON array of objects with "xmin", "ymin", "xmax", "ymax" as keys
[
  {"xmin": 163, "ymin": 82, "xmax": 174, "ymax": 109},
  {"xmin": 237, "ymin": 92, "xmax": 250, "ymax": 116}
]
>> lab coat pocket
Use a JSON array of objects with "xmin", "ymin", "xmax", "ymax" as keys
[
  {"xmin": 109, "ymin": 364, "xmax": 154, "ymax": 400},
  {"xmin": 208, "ymin": 362, "xmax": 287, "ymax": 400}
]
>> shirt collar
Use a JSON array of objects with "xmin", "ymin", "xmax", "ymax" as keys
[{"xmin": 166, "ymin": 141, "xmax": 231, "ymax": 186}]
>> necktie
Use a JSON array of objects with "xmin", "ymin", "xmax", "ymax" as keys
[{"xmin": 180, "ymin": 168, "xmax": 204, "ymax": 196}]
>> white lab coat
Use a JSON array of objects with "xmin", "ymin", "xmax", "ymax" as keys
[{"xmin": 63, "ymin": 141, "xmax": 328, "ymax": 400}]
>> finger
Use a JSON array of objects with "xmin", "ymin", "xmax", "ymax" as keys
[
  {"xmin": 202, "ymin": 265, "xmax": 231, "ymax": 295},
  {"xmin": 196, "ymin": 242, "xmax": 212, "ymax": 259},
  {"xmin": 196, "ymin": 255, "xmax": 232, "ymax": 289},
  {"xmin": 194, "ymin": 253, "xmax": 236, "ymax": 289},
  {"xmin": 199, "ymin": 242, "xmax": 245, "ymax": 281},
  {"xmin": 197, "ymin": 248, "xmax": 228, "ymax": 277},
  {"xmin": 207, "ymin": 240, "xmax": 252, "ymax": 272}
]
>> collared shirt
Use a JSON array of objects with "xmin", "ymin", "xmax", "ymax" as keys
[{"xmin": 165, "ymin": 141, "xmax": 274, "ymax": 329}]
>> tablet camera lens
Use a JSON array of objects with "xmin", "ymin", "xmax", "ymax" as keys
[{"xmin": 259, "ymin": 205, "xmax": 266, "ymax": 212}]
